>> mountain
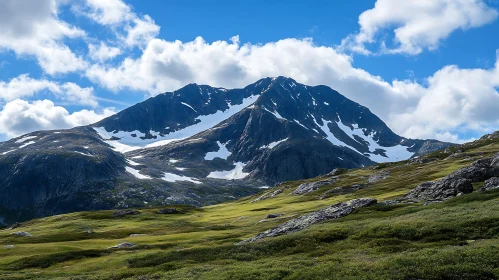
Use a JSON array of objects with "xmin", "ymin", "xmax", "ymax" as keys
[
  {"xmin": 0, "ymin": 77, "xmax": 452, "ymax": 224},
  {"xmin": 1, "ymin": 129, "xmax": 497, "ymax": 279}
]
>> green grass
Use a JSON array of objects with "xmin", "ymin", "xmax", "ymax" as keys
[{"xmin": 0, "ymin": 136, "xmax": 498, "ymax": 279}]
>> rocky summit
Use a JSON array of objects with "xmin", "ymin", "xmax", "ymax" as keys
[{"xmin": 0, "ymin": 77, "xmax": 452, "ymax": 224}]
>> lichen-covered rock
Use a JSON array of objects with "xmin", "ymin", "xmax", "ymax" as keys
[
  {"xmin": 481, "ymin": 177, "xmax": 499, "ymax": 191},
  {"xmin": 113, "ymin": 209, "xmax": 140, "ymax": 217},
  {"xmin": 107, "ymin": 241, "xmax": 137, "ymax": 249},
  {"xmin": 238, "ymin": 197, "xmax": 377, "ymax": 244},
  {"xmin": 11, "ymin": 231, "xmax": 32, "ymax": 237},
  {"xmin": 293, "ymin": 177, "xmax": 338, "ymax": 195}
]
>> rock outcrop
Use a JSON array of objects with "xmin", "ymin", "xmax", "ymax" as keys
[
  {"xmin": 293, "ymin": 177, "xmax": 338, "ymax": 195},
  {"xmin": 402, "ymin": 153, "xmax": 499, "ymax": 203},
  {"xmin": 238, "ymin": 197, "xmax": 377, "ymax": 244}
]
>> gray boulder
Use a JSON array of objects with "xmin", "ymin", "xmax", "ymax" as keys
[
  {"xmin": 113, "ymin": 209, "xmax": 140, "ymax": 217},
  {"xmin": 405, "ymin": 178, "xmax": 473, "ymax": 202},
  {"xmin": 293, "ymin": 177, "xmax": 338, "ymax": 195},
  {"xmin": 238, "ymin": 197, "xmax": 377, "ymax": 244},
  {"xmin": 11, "ymin": 231, "xmax": 32, "ymax": 237},
  {"xmin": 481, "ymin": 177, "xmax": 499, "ymax": 191},
  {"xmin": 4, "ymin": 245, "xmax": 15, "ymax": 249}
]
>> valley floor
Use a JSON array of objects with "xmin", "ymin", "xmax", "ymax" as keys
[{"xmin": 1, "ymin": 135, "xmax": 499, "ymax": 280}]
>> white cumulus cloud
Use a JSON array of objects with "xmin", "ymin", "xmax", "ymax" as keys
[
  {"xmin": 0, "ymin": 0, "xmax": 87, "ymax": 74},
  {"xmin": 0, "ymin": 99, "xmax": 116, "ymax": 138},
  {"xmin": 339, "ymin": 0, "xmax": 498, "ymax": 55},
  {"xmin": 0, "ymin": 74, "xmax": 98, "ymax": 107}
]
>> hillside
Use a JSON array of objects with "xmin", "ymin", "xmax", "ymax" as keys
[{"xmin": 0, "ymin": 132, "xmax": 498, "ymax": 279}]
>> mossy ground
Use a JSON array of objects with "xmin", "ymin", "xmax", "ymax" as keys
[{"xmin": 1, "ymin": 138, "xmax": 498, "ymax": 279}]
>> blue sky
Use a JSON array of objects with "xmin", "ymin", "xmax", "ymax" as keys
[{"xmin": 0, "ymin": 0, "xmax": 499, "ymax": 142}]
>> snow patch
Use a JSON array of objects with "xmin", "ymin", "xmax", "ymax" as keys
[
  {"xmin": 125, "ymin": 167, "xmax": 151, "ymax": 179},
  {"xmin": 169, "ymin": 159, "xmax": 179, "ymax": 164},
  {"xmin": 260, "ymin": 138, "xmax": 288, "ymax": 149},
  {"xmin": 127, "ymin": 159, "xmax": 141, "ymax": 166},
  {"xmin": 263, "ymin": 107, "xmax": 286, "ymax": 120},
  {"xmin": 19, "ymin": 141, "xmax": 36, "ymax": 148},
  {"xmin": 15, "ymin": 135, "xmax": 37, "ymax": 143},
  {"xmin": 162, "ymin": 172, "xmax": 201, "ymax": 184},
  {"xmin": 204, "ymin": 141, "xmax": 231, "ymax": 160},
  {"xmin": 1, "ymin": 149, "xmax": 16, "ymax": 155},
  {"xmin": 207, "ymin": 162, "xmax": 249, "ymax": 180},
  {"xmin": 181, "ymin": 102, "xmax": 197, "ymax": 112},
  {"xmin": 175, "ymin": 167, "xmax": 186, "ymax": 171},
  {"xmin": 293, "ymin": 119, "xmax": 308, "ymax": 130},
  {"xmin": 336, "ymin": 117, "xmax": 414, "ymax": 162},
  {"xmin": 74, "ymin": 151, "xmax": 94, "ymax": 157}
]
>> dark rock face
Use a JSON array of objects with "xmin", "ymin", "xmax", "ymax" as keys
[
  {"xmin": 293, "ymin": 177, "xmax": 339, "ymax": 195},
  {"xmin": 238, "ymin": 198, "xmax": 377, "ymax": 244},
  {"xmin": 157, "ymin": 208, "xmax": 180, "ymax": 214},
  {"xmin": 113, "ymin": 209, "xmax": 140, "ymax": 217},
  {"xmin": 482, "ymin": 177, "xmax": 499, "ymax": 191}
]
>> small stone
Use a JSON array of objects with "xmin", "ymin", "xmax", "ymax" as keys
[
  {"xmin": 113, "ymin": 209, "xmax": 140, "ymax": 217},
  {"xmin": 266, "ymin": 214, "xmax": 282, "ymax": 219},
  {"xmin": 11, "ymin": 231, "xmax": 32, "ymax": 237},
  {"xmin": 130, "ymin": 234, "xmax": 146, "ymax": 237},
  {"xmin": 107, "ymin": 242, "xmax": 137, "ymax": 249},
  {"xmin": 4, "ymin": 245, "xmax": 15, "ymax": 249},
  {"xmin": 87, "ymin": 229, "xmax": 93, "ymax": 234},
  {"xmin": 157, "ymin": 208, "xmax": 180, "ymax": 214}
]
